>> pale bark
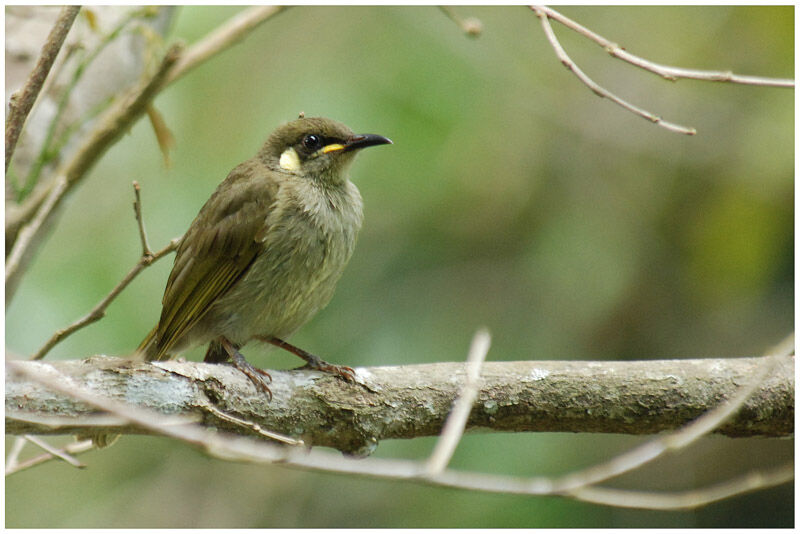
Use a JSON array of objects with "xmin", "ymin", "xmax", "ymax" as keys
[{"xmin": 6, "ymin": 356, "xmax": 793, "ymax": 454}]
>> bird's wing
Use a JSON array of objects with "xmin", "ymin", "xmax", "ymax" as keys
[{"xmin": 151, "ymin": 160, "xmax": 277, "ymax": 360}]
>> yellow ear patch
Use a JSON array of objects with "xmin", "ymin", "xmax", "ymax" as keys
[
  {"xmin": 279, "ymin": 147, "xmax": 301, "ymax": 171},
  {"xmin": 322, "ymin": 143, "xmax": 345, "ymax": 154}
]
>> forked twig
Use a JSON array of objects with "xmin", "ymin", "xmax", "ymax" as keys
[
  {"xmin": 23, "ymin": 435, "xmax": 86, "ymax": 469},
  {"xmin": 29, "ymin": 240, "xmax": 180, "ymax": 361},
  {"xmin": 29, "ymin": 236, "xmax": 180, "ymax": 361},
  {"xmin": 5, "ymin": 439, "xmax": 95, "ymax": 476},
  {"xmin": 532, "ymin": 6, "xmax": 696, "ymax": 135},
  {"xmin": 30, "ymin": 182, "xmax": 180, "ymax": 361},
  {"xmin": 529, "ymin": 6, "xmax": 793, "ymax": 135},
  {"xmin": 532, "ymin": 6, "xmax": 794, "ymax": 88}
]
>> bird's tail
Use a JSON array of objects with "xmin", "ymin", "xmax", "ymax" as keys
[{"xmin": 136, "ymin": 325, "xmax": 165, "ymax": 361}]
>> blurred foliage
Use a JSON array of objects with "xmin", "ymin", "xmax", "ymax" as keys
[{"xmin": 6, "ymin": 5, "xmax": 793, "ymax": 528}]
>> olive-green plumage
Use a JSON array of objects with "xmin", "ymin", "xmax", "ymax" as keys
[{"xmin": 138, "ymin": 117, "xmax": 391, "ymax": 381}]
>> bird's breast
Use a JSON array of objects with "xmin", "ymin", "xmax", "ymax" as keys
[{"xmin": 211, "ymin": 179, "xmax": 363, "ymax": 341}]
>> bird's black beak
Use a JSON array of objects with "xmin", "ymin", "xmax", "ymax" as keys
[
  {"xmin": 321, "ymin": 133, "xmax": 392, "ymax": 155},
  {"xmin": 343, "ymin": 133, "xmax": 393, "ymax": 152}
]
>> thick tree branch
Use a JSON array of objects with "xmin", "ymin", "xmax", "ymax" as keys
[{"xmin": 6, "ymin": 356, "xmax": 793, "ymax": 455}]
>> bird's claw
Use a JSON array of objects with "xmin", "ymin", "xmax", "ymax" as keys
[
  {"xmin": 296, "ymin": 360, "xmax": 356, "ymax": 383},
  {"xmin": 223, "ymin": 340, "xmax": 273, "ymax": 401}
]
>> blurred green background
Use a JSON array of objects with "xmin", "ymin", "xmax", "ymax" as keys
[{"xmin": 6, "ymin": 5, "xmax": 793, "ymax": 528}]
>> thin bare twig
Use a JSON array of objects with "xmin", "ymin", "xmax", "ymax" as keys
[
  {"xmin": 30, "ymin": 179, "xmax": 181, "ymax": 360},
  {"xmin": 438, "ymin": 6, "xmax": 482, "ymax": 37},
  {"xmin": 5, "ymin": 6, "xmax": 81, "ymax": 172},
  {"xmin": 19, "ymin": 7, "xmax": 154, "ymax": 201},
  {"xmin": 426, "ymin": 328, "xmax": 490, "ymax": 475},
  {"xmin": 26, "ymin": 170, "xmax": 174, "ymax": 362},
  {"xmin": 132, "ymin": 181, "xmax": 152, "ymax": 256},
  {"xmin": 204, "ymin": 404, "xmax": 305, "ymax": 447},
  {"xmin": 533, "ymin": 6, "xmax": 794, "ymax": 88},
  {"xmin": 531, "ymin": 6, "xmax": 696, "ymax": 135},
  {"xmin": 5, "ymin": 438, "xmax": 27, "ymax": 474},
  {"xmin": 570, "ymin": 462, "xmax": 794, "ymax": 510},
  {"xmin": 29, "ymin": 235, "xmax": 180, "ymax": 361},
  {"xmin": 23, "ymin": 435, "xmax": 86, "ymax": 469},
  {"xmin": 5, "ymin": 439, "xmax": 95, "ymax": 476},
  {"xmin": 165, "ymin": 6, "xmax": 287, "ymax": 85}
]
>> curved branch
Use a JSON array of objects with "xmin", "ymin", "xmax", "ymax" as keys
[
  {"xmin": 529, "ymin": 5, "xmax": 793, "ymax": 136},
  {"xmin": 532, "ymin": 6, "xmax": 794, "ymax": 88},
  {"xmin": 532, "ymin": 6, "xmax": 696, "ymax": 135},
  {"xmin": 6, "ymin": 356, "xmax": 793, "ymax": 455}
]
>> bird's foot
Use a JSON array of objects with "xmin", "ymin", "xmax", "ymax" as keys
[
  {"xmin": 296, "ymin": 357, "xmax": 356, "ymax": 383},
  {"xmin": 219, "ymin": 338, "xmax": 272, "ymax": 400},
  {"xmin": 257, "ymin": 335, "xmax": 355, "ymax": 383}
]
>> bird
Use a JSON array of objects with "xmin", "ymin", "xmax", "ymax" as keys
[{"xmin": 137, "ymin": 116, "xmax": 392, "ymax": 399}]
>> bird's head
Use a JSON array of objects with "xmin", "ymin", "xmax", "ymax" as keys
[{"xmin": 259, "ymin": 116, "xmax": 391, "ymax": 184}]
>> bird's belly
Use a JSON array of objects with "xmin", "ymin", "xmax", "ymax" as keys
[{"xmin": 198, "ymin": 221, "xmax": 355, "ymax": 346}]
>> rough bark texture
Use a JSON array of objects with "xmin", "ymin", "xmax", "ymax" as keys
[{"xmin": 6, "ymin": 356, "xmax": 794, "ymax": 455}]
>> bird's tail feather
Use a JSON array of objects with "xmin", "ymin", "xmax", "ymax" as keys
[{"xmin": 136, "ymin": 325, "xmax": 167, "ymax": 361}]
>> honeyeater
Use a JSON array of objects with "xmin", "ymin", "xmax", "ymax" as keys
[{"xmin": 138, "ymin": 116, "xmax": 391, "ymax": 398}]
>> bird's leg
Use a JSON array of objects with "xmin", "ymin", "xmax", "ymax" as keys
[
  {"xmin": 203, "ymin": 339, "xmax": 230, "ymax": 363},
  {"xmin": 213, "ymin": 337, "xmax": 272, "ymax": 400},
  {"xmin": 257, "ymin": 335, "xmax": 355, "ymax": 383}
]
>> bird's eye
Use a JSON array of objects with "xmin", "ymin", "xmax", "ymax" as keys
[{"xmin": 303, "ymin": 134, "xmax": 322, "ymax": 150}]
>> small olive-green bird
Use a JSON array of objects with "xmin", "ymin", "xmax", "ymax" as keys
[{"xmin": 138, "ymin": 116, "xmax": 391, "ymax": 398}]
